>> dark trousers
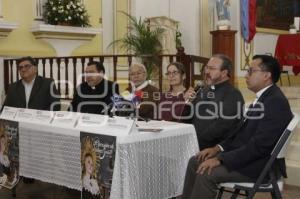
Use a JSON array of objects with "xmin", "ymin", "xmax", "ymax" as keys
[
  {"xmin": 0, "ymin": 164, "xmax": 3, "ymax": 176},
  {"xmin": 182, "ymin": 156, "xmax": 254, "ymax": 199}
]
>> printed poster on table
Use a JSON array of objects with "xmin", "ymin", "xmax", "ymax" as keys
[
  {"xmin": 0, "ymin": 119, "xmax": 19, "ymax": 189},
  {"xmin": 80, "ymin": 132, "xmax": 116, "ymax": 199}
]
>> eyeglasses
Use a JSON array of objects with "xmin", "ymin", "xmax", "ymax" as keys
[
  {"xmin": 18, "ymin": 64, "xmax": 33, "ymax": 70},
  {"xmin": 165, "ymin": 71, "xmax": 180, "ymax": 76},
  {"xmin": 130, "ymin": 72, "xmax": 145, "ymax": 76},
  {"xmin": 246, "ymin": 68, "xmax": 266, "ymax": 75},
  {"xmin": 204, "ymin": 65, "xmax": 220, "ymax": 71}
]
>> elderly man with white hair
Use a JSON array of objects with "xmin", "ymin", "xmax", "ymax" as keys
[{"xmin": 126, "ymin": 63, "xmax": 159, "ymax": 120}]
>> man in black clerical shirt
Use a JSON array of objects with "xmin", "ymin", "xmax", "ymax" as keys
[
  {"xmin": 69, "ymin": 61, "xmax": 119, "ymax": 114},
  {"xmin": 183, "ymin": 54, "xmax": 244, "ymax": 150}
]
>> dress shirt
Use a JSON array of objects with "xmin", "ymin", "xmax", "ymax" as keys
[
  {"xmin": 22, "ymin": 76, "xmax": 36, "ymax": 108},
  {"xmin": 252, "ymin": 84, "xmax": 273, "ymax": 105}
]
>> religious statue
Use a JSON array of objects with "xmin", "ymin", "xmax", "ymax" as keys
[{"xmin": 216, "ymin": 0, "xmax": 231, "ymax": 30}]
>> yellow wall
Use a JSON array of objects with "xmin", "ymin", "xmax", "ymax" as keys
[
  {"xmin": 0, "ymin": 0, "xmax": 102, "ymax": 57},
  {"xmin": 0, "ymin": 0, "xmax": 55, "ymax": 56},
  {"xmin": 199, "ymin": 0, "xmax": 212, "ymax": 58},
  {"xmin": 115, "ymin": 0, "xmax": 129, "ymax": 54},
  {"xmin": 72, "ymin": 0, "xmax": 102, "ymax": 56}
]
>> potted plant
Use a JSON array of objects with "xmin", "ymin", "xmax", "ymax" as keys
[
  {"xmin": 109, "ymin": 12, "xmax": 164, "ymax": 80},
  {"xmin": 43, "ymin": 0, "xmax": 90, "ymax": 27}
]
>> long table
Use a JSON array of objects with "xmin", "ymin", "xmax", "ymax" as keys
[{"xmin": 17, "ymin": 117, "xmax": 198, "ymax": 199}]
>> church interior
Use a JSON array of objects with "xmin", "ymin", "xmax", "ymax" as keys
[{"xmin": 0, "ymin": 0, "xmax": 300, "ymax": 198}]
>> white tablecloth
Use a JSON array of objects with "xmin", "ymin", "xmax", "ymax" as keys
[{"xmin": 18, "ymin": 120, "xmax": 198, "ymax": 199}]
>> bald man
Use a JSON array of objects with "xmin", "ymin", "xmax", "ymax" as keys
[{"xmin": 127, "ymin": 63, "xmax": 159, "ymax": 120}]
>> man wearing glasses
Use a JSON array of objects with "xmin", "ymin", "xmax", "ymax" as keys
[
  {"xmin": 182, "ymin": 55, "xmax": 292, "ymax": 199},
  {"xmin": 2, "ymin": 56, "xmax": 60, "ymax": 111},
  {"xmin": 126, "ymin": 63, "xmax": 159, "ymax": 120},
  {"xmin": 2, "ymin": 56, "xmax": 60, "ymax": 184},
  {"xmin": 183, "ymin": 54, "xmax": 244, "ymax": 150}
]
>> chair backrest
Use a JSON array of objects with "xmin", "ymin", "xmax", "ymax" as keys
[
  {"xmin": 218, "ymin": 113, "xmax": 299, "ymax": 199},
  {"xmin": 251, "ymin": 112, "xmax": 299, "ymax": 192},
  {"xmin": 272, "ymin": 112, "xmax": 300, "ymax": 158}
]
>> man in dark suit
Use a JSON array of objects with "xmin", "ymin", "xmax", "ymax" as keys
[
  {"xmin": 183, "ymin": 54, "xmax": 244, "ymax": 149},
  {"xmin": 182, "ymin": 55, "xmax": 293, "ymax": 199},
  {"xmin": 2, "ymin": 56, "xmax": 60, "ymax": 111},
  {"xmin": 1, "ymin": 56, "xmax": 60, "ymax": 184},
  {"xmin": 69, "ymin": 61, "xmax": 119, "ymax": 114}
]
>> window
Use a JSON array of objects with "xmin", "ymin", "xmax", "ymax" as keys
[{"xmin": 35, "ymin": 0, "xmax": 46, "ymax": 20}]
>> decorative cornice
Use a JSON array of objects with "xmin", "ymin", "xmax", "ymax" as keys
[
  {"xmin": 30, "ymin": 23, "xmax": 102, "ymax": 56},
  {"xmin": 30, "ymin": 24, "xmax": 102, "ymax": 41},
  {"xmin": 0, "ymin": 21, "xmax": 19, "ymax": 38}
]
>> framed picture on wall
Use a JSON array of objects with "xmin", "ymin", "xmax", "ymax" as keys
[{"xmin": 256, "ymin": 0, "xmax": 300, "ymax": 33}]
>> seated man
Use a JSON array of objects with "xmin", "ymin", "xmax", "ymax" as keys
[
  {"xmin": 3, "ymin": 56, "xmax": 60, "ymax": 111},
  {"xmin": 126, "ymin": 63, "xmax": 159, "ymax": 120},
  {"xmin": 69, "ymin": 61, "xmax": 119, "ymax": 114},
  {"xmin": 183, "ymin": 54, "xmax": 244, "ymax": 149},
  {"xmin": 182, "ymin": 55, "xmax": 293, "ymax": 199},
  {"xmin": 2, "ymin": 56, "xmax": 61, "ymax": 184}
]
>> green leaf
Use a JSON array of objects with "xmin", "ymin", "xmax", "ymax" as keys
[{"xmin": 108, "ymin": 12, "xmax": 165, "ymax": 79}]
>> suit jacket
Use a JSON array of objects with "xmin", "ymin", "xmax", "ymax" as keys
[
  {"xmin": 70, "ymin": 79, "xmax": 119, "ymax": 114},
  {"xmin": 2, "ymin": 76, "xmax": 60, "ymax": 111},
  {"xmin": 219, "ymin": 85, "xmax": 293, "ymax": 179}
]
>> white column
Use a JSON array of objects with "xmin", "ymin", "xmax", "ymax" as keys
[
  {"xmin": 102, "ymin": 0, "xmax": 116, "ymax": 54},
  {"xmin": 131, "ymin": 0, "xmax": 200, "ymax": 55},
  {"xmin": 35, "ymin": 0, "xmax": 46, "ymax": 20},
  {"xmin": 0, "ymin": 57, "xmax": 5, "ymax": 106},
  {"xmin": 0, "ymin": 0, "xmax": 3, "ymax": 19}
]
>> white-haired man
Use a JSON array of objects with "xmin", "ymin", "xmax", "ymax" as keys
[{"xmin": 126, "ymin": 63, "xmax": 159, "ymax": 120}]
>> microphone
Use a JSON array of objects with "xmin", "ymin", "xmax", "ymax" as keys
[
  {"xmin": 111, "ymin": 94, "xmax": 124, "ymax": 109},
  {"xmin": 185, "ymin": 80, "xmax": 205, "ymax": 103},
  {"xmin": 101, "ymin": 94, "xmax": 123, "ymax": 115}
]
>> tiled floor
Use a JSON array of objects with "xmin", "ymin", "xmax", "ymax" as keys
[
  {"xmin": 221, "ymin": 185, "xmax": 300, "ymax": 199},
  {"xmin": 0, "ymin": 180, "xmax": 300, "ymax": 199},
  {"xmin": 0, "ymin": 180, "xmax": 81, "ymax": 199}
]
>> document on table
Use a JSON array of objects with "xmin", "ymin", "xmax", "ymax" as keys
[
  {"xmin": 0, "ymin": 106, "xmax": 19, "ymax": 120},
  {"xmin": 51, "ymin": 111, "xmax": 80, "ymax": 128},
  {"xmin": 136, "ymin": 120, "xmax": 179, "ymax": 132},
  {"xmin": 14, "ymin": 108, "xmax": 36, "ymax": 122},
  {"xmin": 31, "ymin": 110, "xmax": 54, "ymax": 124},
  {"xmin": 76, "ymin": 113, "xmax": 108, "ymax": 127}
]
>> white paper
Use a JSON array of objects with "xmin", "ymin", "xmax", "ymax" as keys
[
  {"xmin": 0, "ymin": 106, "xmax": 19, "ymax": 120},
  {"xmin": 14, "ymin": 108, "xmax": 36, "ymax": 122},
  {"xmin": 105, "ymin": 116, "xmax": 134, "ymax": 134},
  {"xmin": 79, "ymin": 116, "xmax": 135, "ymax": 136},
  {"xmin": 51, "ymin": 111, "xmax": 80, "ymax": 128},
  {"xmin": 76, "ymin": 113, "xmax": 108, "ymax": 127},
  {"xmin": 136, "ymin": 120, "xmax": 178, "ymax": 129},
  {"xmin": 31, "ymin": 110, "xmax": 54, "ymax": 124}
]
